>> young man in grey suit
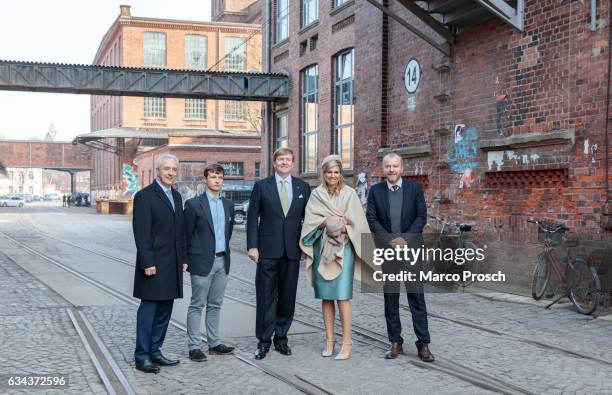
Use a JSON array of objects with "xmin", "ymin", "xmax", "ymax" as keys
[{"xmin": 184, "ymin": 164, "xmax": 235, "ymax": 362}]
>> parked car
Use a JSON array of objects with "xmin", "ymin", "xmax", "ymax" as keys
[
  {"xmin": 44, "ymin": 193, "xmax": 61, "ymax": 201},
  {"xmin": 23, "ymin": 194, "xmax": 33, "ymax": 202},
  {"xmin": 32, "ymin": 195, "xmax": 42, "ymax": 201},
  {"xmin": 0, "ymin": 195, "xmax": 25, "ymax": 207},
  {"xmin": 233, "ymin": 200, "xmax": 249, "ymax": 224}
]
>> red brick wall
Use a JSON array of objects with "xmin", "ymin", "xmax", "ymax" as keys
[
  {"xmin": 269, "ymin": 0, "xmax": 612, "ymax": 289},
  {"xmin": 357, "ymin": 0, "xmax": 611, "ymax": 241},
  {"xmin": 270, "ymin": 0, "xmax": 357, "ymax": 182}
]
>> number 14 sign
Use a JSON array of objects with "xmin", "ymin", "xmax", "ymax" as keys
[{"xmin": 404, "ymin": 58, "xmax": 421, "ymax": 94}]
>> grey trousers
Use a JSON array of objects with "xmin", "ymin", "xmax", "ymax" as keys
[{"xmin": 186, "ymin": 257, "xmax": 228, "ymax": 350}]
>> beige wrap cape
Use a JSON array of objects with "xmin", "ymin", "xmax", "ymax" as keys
[{"xmin": 299, "ymin": 185, "xmax": 370, "ymax": 284}]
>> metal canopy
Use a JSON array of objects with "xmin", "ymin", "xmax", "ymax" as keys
[
  {"xmin": 0, "ymin": 60, "xmax": 289, "ymax": 102},
  {"xmin": 365, "ymin": 0, "xmax": 524, "ymax": 56},
  {"xmin": 72, "ymin": 127, "xmax": 170, "ymax": 154}
]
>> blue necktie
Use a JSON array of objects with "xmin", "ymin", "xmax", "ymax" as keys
[{"xmin": 165, "ymin": 189, "xmax": 175, "ymax": 211}]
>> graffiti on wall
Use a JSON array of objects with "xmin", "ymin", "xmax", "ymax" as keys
[
  {"xmin": 487, "ymin": 151, "xmax": 541, "ymax": 171},
  {"xmin": 460, "ymin": 168, "xmax": 477, "ymax": 188},
  {"xmin": 121, "ymin": 163, "xmax": 139, "ymax": 199},
  {"xmin": 447, "ymin": 125, "xmax": 479, "ymax": 188},
  {"xmin": 584, "ymin": 139, "xmax": 598, "ymax": 164}
]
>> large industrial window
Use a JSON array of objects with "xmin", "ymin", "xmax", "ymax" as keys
[
  {"xmin": 144, "ymin": 97, "xmax": 166, "ymax": 119},
  {"xmin": 224, "ymin": 37, "xmax": 246, "ymax": 71},
  {"xmin": 301, "ymin": 65, "xmax": 318, "ymax": 173},
  {"xmin": 225, "ymin": 101, "xmax": 246, "ymax": 121},
  {"xmin": 333, "ymin": 49, "xmax": 354, "ymax": 169},
  {"xmin": 185, "ymin": 35, "xmax": 207, "ymax": 69},
  {"xmin": 333, "ymin": 0, "xmax": 349, "ymax": 8},
  {"xmin": 276, "ymin": 0, "xmax": 289, "ymax": 42},
  {"xmin": 302, "ymin": 0, "xmax": 318, "ymax": 27},
  {"xmin": 144, "ymin": 32, "xmax": 166, "ymax": 67},
  {"xmin": 275, "ymin": 112, "xmax": 288, "ymax": 149},
  {"xmin": 185, "ymin": 99, "xmax": 207, "ymax": 120}
]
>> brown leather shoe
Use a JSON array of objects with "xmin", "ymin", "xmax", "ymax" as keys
[
  {"xmin": 384, "ymin": 342, "xmax": 403, "ymax": 359},
  {"xmin": 417, "ymin": 345, "xmax": 435, "ymax": 362}
]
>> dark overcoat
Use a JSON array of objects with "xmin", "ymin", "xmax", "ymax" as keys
[{"xmin": 132, "ymin": 181, "xmax": 186, "ymax": 300}]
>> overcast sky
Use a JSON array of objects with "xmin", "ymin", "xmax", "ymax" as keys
[{"xmin": 0, "ymin": 0, "xmax": 211, "ymax": 141}]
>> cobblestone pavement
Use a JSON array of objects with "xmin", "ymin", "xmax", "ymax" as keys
[
  {"xmin": 82, "ymin": 305, "xmax": 300, "ymax": 395},
  {"xmin": 2, "ymin": 206, "xmax": 612, "ymax": 394},
  {"xmin": 0, "ymin": 252, "xmax": 106, "ymax": 394}
]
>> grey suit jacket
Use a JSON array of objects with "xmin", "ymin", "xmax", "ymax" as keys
[{"xmin": 184, "ymin": 193, "xmax": 234, "ymax": 276}]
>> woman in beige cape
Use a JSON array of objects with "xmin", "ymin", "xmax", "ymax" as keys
[{"xmin": 299, "ymin": 155, "xmax": 369, "ymax": 360}]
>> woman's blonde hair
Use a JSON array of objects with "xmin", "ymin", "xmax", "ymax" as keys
[{"xmin": 321, "ymin": 155, "xmax": 344, "ymax": 196}]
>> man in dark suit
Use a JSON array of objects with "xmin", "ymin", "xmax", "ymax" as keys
[
  {"xmin": 132, "ymin": 154, "xmax": 187, "ymax": 373},
  {"xmin": 247, "ymin": 147, "xmax": 311, "ymax": 360},
  {"xmin": 366, "ymin": 152, "xmax": 434, "ymax": 362},
  {"xmin": 184, "ymin": 164, "xmax": 235, "ymax": 362}
]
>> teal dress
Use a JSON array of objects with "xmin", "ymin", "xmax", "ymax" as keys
[{"xmin": 302, "ymin": 228, "xmax": 355, "ymax": 300}]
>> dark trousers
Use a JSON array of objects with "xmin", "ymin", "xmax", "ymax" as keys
[
  {"xmin": 383, "ymin": 280, "xmax": 430, "ymax": 348},
  {"xmin": 135, "ymin": 299, "xmax": 174, "ymax": 362},
  {"xmin": 255, "ymin": 255, "xmax": 299, "ymax": 348}
]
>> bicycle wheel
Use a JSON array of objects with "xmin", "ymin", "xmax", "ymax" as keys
[
  {"xmin": 421, "ymin": 240, "xmax": 441, "ymax": 283},
  {"xmin": 567, "ymin": 258, "xmax": 601, "ymax": 315},
  {"xmin": 531, "ymin": 253, "xmax": 550, "ymax": 300},
  {"xmin": 454, "ymin": 241, "xmax": 479, "ymax": 287}
]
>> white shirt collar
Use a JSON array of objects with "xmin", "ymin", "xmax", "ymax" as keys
[
  {"xmin": 275, "ymin": 172, "xmax": 292, "ymax": 185},
  {"xmin": 387, "ymin": 177, "xmax": 403, "ymax": 191},
  {"xmin": 156, "ymin": 179, "xmax": 172, "ymax": 193}
]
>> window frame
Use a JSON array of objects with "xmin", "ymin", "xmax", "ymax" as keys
[
  {"xmin": 219, "ymin": 162, "xmax": 245, "ymax": 178},
  {"xmin": 276, "ymin": 0, "xmax": 290, "ymax": 42},
  {"xmin": 144, "ymin": 97, "xmax": 166, "ymax": 119},
  {"xmin": 301, "ymin": 0, "xmax": 319, "ymax": 28},
  {"xmin": 143, "ymin": 32, "xmax": 167, "ymax": 68},
  {"xmin": 224, "ymin": 37, "xmax": 247, "ymax": 72},
  {"xmin": 224, "ymin": 100, "xmax": 246, "ymax": 122},
  {"xmin": 275, "ymin": 111, "xmax": 289, "ymax": 150},
  {"xmin": 184, "ymin": 34, "xmax": 208, "ymax": 70},
  {"xmin": 185, "ymin": 98, "xmax": 207, "ymax": 120},
  {"xmin": 333, "ymin": 49, "xmax": 355, "ymax": 170},
  {"xmin": 300, "ymin": 64, "xmax": 319, "ymax": 174}
]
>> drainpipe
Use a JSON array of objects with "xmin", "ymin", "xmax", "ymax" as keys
[
  {"xmin": 216, "ymin": 27, "xmax": 221, "ymax": 130},
  {"xmin": 263, "ymin": 0, "xmax": 272, "ymax": 176},
  {"xmin": 591, "ymin": 0, "xmax": 597, "ymax": 32},
  {"xmin": 603, "ymin": 1, "xmax": 611, "ymax": 227}
]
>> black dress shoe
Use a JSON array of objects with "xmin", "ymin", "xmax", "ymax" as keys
[
  {"xmin": 135, "ymin": 359, "xmax": 160, "ymax": 373},
  {"xmin": 254, "ymin": 346, "xmax": 269, "ymax": 360},
  {"xmin": 189, "ymin": 349, "xmax": 208, "ymax": 362},
  {"xmin": 209, "ymin": 344, "xmax": 235, "ymax": 355},
  {"xmin": 151, "ymin": 354, "xmax": 180, "ymax": 366},
  {"xmin": 417, "ymin": 345, "xmax": 435, "ymax": 362},
  {"xmin": 274, "ymin": 343, "xmax": 292, "ymax": 356}
]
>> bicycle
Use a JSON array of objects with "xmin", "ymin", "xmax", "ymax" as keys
[
  {"xmin": 427, "ymin": 215, "xmax": 482, "ymax": 287},
  {"xmin": 528, "ymin": 219, "xmax": 601, "ymax": 315}
]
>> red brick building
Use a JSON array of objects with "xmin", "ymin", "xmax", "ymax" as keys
[
  {"xmin": 268, "ymin": 0, "xmax": 611, "ymax": 288},
  {"xmin": 85, "ymin": 4, "xmax": 263, "ymax": 202}
]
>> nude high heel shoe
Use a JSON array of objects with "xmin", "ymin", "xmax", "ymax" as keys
[
  {"xmin": 334, "ymin": 341, "xmax": 352, "ymax": 360},
  {"xmin": 321, "ymin": 339, "xmax": 335, "ymax": 357}
]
